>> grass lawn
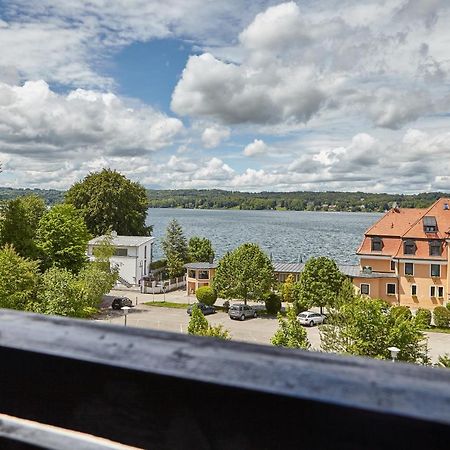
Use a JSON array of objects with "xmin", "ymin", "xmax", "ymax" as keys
[
  {"xmin": 426, "ymin": 326, "xmax": 450, "ymax": 334},
  {"xmin": 145, "ymin": 301, "xmax": 190, "ymax": 309}
]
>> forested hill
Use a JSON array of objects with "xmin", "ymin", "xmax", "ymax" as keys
[
  {"xmin": 147, "ymin": 189, "xmax": 449, "ymax": 212},
  {"xmin": 0, "ymin": 187, "xmax": 64, "ymax": 205},
  {"xmin": 0, "ymin": 186, "xmax": 448, "ymax": 212}
]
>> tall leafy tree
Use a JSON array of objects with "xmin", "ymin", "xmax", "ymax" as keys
[
  {"xmin": 280, "ymin": 274, "xmax": 296, "ymax": 303},
  {"xmin": 271, "ymin": 306, "xmax": 310, "ymax": 349},
  {"xmin": 320, "ymin": 297, "xmax": 428, "ymax": 364},
  {"xmin": 297, "ymin": 257, "xmax": 344, "ymax": 314},
  {"xmin": 213, "ymin": 243, "xmax": 274, "ymax": 305},
  {"xmin": 0, "ymin": 245, "xmax": 40, "ymax": 310},
  {"xmin": 65, "ymin": 169, "xmax": 151, "ymax": 236},
  {"xmin": 162, "ymin": 219, "xmax": 188, "ymax": 277},
  {"xmin": 36, "ymin": 204, "xmax": 91, "ymax": 273},
  {"xmin": 187, "ymin": 305, "xmax": 230, "ymax": 339},
  {"xmin": 0, "ymin": 195, "xmax": 46, "ymax": 258},
  {"xmin": 188, "ymin": 236, "xmax": 215, "ymax": 262}
]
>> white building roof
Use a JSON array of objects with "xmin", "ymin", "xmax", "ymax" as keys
[{"xmin": 88, "ymin": 235, "xmax": 155, "ymax": 247}]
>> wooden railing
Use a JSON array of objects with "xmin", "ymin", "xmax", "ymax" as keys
[{"xmin": 0, "ymin": 309, "xmax": 449, "ymax": 449}]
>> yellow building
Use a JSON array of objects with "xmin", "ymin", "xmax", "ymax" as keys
[
  {"xmin": 355, "ymin": 198, "xmax": 450, "ymax": 309},
  {"xmin": 185, "ymin": 262, "xmax": 217, "ymax": 295}
]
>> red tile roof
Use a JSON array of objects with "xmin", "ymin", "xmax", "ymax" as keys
[{"xmin": 357, "ymin": 198, "xmax": 450, "ymax": 260}]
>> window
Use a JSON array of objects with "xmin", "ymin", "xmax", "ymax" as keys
[
  {"xmin": 390, "ymin": 260, "xmax": 396, "ymax": 271},
  {"xmin": 144, "ymin": 245, "xmax": 147, "ymax": 259},
  {"xmin": 404, "ymin": 240, "xmax": 416, "ymax": 255},
  {"xmin": 431, "ymin": 264, "xmax": 441, "ymax": 277},
  {"xmin": 360, "ymin": 284, "xmax": 370, "ymax": 295},
  {"xmin": 198, "ymin": 270, "xmax": 209, "ymax": 280},
  {"xmin": 188, "ymin": 270, "xmax": 196, "ymax": 278},
  {"xmin": 114, "ymin": 248, "xmax": 128, "ymax": 257},
  {"xmin": 411, "ymin": 284, "xmax": 417, "ymax": 296},
  {"xmin": 371, "ymin": 237, "xmax": 383, "ymax": 251},
  {"xmin": 387, "ymin": 283, "xmax": 396, "ymax": 295},
  {"xmin": 438, "ymin": 286, "xmax": 444, "ymax": 298},
  {"xmin": 423, "ymin": 216, "xmax": 437, "ymax": 233},
  {"xmin": 404, "ymin": 263, "xmax": 414, "ymax": 276},
  {"xmin": 430, "ymin": 286, "xmax": 436, "ymax": 297},
  {"xmin": 429, "ymin": 241, "xmax": 442, "ymax": 256}
]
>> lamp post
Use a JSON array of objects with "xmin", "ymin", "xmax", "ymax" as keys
[
  {"xmin": 121, "ymin": 306, "xmax": 131, "ymax": 327},
  {"xmin": 388, "ymin": 346, "xmax": 400, "ymax": 362}
]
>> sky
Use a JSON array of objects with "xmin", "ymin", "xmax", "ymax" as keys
[{"xmin": 0, "ymin": 0, "xmax": 449, "ymax": 193}]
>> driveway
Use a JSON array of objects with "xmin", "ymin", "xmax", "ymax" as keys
[{"xmin": 103, "ymin": 289, "xmax": 449, "ymax": 363}]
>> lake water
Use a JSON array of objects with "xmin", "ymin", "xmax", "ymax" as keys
[{"xmin": 147, "ymin": 209, "xmax": 382, "ymax": 265}]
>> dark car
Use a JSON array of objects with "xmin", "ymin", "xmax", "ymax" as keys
[
  {"xmin": 111, "ymin": 296, "xmax": 133, "ymax": 310},
  {"xmin": 187, "ymin": 303, "xmax": 216, "ymax": 316}
]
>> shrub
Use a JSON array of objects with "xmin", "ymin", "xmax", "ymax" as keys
[
  {"xmin": 391, "ymin": 305, "xmax": 412, "ymax": 321},
  {"xmin": 196, "ymin": 286, "xmax": 217, "ymax": 306},
  {"xmin": 415, "ymin": 308, "xmax": 432, "ymax": 328},
  {"xmin": 433, "ymin": 306, "xmax": 450, "ymax": 328},
  {"xmin": 294, "ymin": 297, "xmax": 309, "ymax": 314},
  {"xmin": 437, "ymin": 354, "xmax": 450, "ymax": 368},
  {"xmin": 222, "ymin": 300, "xmax": 230, "ymax": 312},
  {"xmin": 446, "ymin": 303, "xmax": 450, "ymax": 312},
  {"xmin": 264, "ymin": 292, "xmax": 282, "ymax": 315}
]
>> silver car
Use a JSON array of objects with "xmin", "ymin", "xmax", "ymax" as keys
[
  {"xmin": 298, "ymin": 311, "xmax": 326, "ymax": 327},
  {"xmin": 228, "ymin": 304, "xmax": 257, "ymax": 321}
]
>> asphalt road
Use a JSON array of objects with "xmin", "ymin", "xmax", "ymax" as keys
[{"xmin": 97, "ymin": 300, "xmax": 449, "ymax": 362}]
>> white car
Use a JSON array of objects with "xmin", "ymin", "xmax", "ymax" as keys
[{"xmin": 297, "ymin": 311, "xmax": 326, "ymax": 327}]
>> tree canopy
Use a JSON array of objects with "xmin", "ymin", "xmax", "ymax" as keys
[
  {"xmin": 271, "ymin": 306, "xmax": 310, "ymax": 349},
  {"xmin": 188, "ymin": 236, "xmax": 215, "ymax": 262},
  {"xmin": 213, "ymin": 243, "xmax": 274, "ymax": 304},
  {"xmin": 65, "ymin": 169, "xmax": 151, "ymax": 236},
  {"xmin": 297, "ymin": 257, "xmax": 344, "ymax": 314},
  {"xmin": 0, "ymin": 195, "xmax": 46, "ymax": 258},
  {"xmin": 162, "ymin": 219, "xmax": 188, "ymax": 277},
  {"xmin": 320, "ymin": 297, "xmax": 428, "ymax": 364},
  {"xmin": 36, "ymin": 204, "xmax": 91, "ymax": 272},
  {"xmin": 187, "ymin": 304, "xmax": 229, "ymax": 339}
]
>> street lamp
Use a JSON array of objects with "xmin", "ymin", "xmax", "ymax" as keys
[
  {"xmin": 121, "ymin": 306, "xmax": 131, "ymax": 327},
  {"xmin": 388, "ymin": 346, "xmax": 400, "ymax": 362}
]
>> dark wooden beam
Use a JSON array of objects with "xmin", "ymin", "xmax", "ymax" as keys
[{"xmin": 0, "ymin": 310, "xmax": 448, "ymax": 449}]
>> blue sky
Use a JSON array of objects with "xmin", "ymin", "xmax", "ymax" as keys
[{"xmin": 0, "ymin": 1, "xmax": 449, "ymax": 193}]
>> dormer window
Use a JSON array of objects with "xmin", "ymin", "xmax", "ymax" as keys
[
  {"xmin": 404, "ymin": 239, "xmax": 416, "ymax": 255},
  {"xmin": 371, "ymin": 237, "xmax": 383, "ymax": 251},
  {"xmin": 423, "ymin": 216, "xmax": 437, "ymax": 233},
  {"xmin": 429, "ymin": 240, "xmax": 442, "ymax": 256}
]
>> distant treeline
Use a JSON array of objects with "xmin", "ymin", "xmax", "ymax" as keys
[
  {"xmin": 147, "ymin": 189, "xmax": 449, "ymax": 212},
  {"xmin": 0, "ymin": 186, "xmax": 448, "ymax": 212},
  {"xmin": 0, "ymin": 187, "xmax": 64, "ymax": 205}
]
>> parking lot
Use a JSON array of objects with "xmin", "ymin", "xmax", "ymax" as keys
[{"xmin": 97, "ymin": 289, "xmax": 450, "ymax": 362}]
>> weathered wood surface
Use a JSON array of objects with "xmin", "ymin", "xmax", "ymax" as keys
[{"xmin": 0, "ymin": 309, "xmax": 448, "ymax": 449}]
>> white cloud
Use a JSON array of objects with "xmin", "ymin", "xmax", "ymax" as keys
[
  {"xmin": 243, "ymin": 139, "xmax": 269, "ymax": 156},
  {"xmin": 172, "ymin": 1, "xmax": 450, "ymax": 129},
  {"xmin": 0, "ymin": 80, "xmax": 183, "ymax": 159},
  {"xmin": 201, "ymin": 125, "xmax": 230, "ymax": 148}
]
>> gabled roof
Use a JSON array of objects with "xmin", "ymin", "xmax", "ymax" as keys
[
  {"xmin": 89, "ymin": 235, "xmax": 155, "ymax": 247},
  {"xmin": 273, "ymin": 262, "xmax": 305, "ymax": 273},
  {"xmin": 364, "ymin": 208, "xmax": 426, "ymax": 237}
]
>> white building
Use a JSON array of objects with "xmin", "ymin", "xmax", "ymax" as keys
[{"xmin": 87, "ymin": 234, "xmax": 155, "ymax": 287}]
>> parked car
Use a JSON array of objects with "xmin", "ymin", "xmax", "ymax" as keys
[
  {"xmin": 187, "ymin": 303, "xmax": 216, "ymax": 316},
  {"xmin": 111, "ymin": 296, "xmax": 133, "ymax": 310},
  {"xmin": 297, "ymin": 311, "xmax": 326, "ymax": 327},
  {"xmin": 228, "ymin": 304, "xmax": 257, "ymax": 321}
]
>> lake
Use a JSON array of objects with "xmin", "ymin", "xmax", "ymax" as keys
[{"xmin": 147, "ymin": 209, "xmax": 382, "ymax": 265}]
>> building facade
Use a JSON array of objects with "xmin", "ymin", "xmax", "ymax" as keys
[
  {"xmin": 87, "ymin": 234, "xmax": 155, "ymax": 287},
  {"xmin": 185, "ymin": 262, "xmax": 217, "ymax": 295},
  {"xmin": 355, "ymin": 198, "xmax": 450, "ymax": 309}
]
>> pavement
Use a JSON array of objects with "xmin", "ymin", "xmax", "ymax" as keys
[{"xmin": 102, "ymin": 288, "xmax": 449, "ymax": 363}]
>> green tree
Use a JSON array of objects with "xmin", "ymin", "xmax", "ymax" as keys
[
  {"xmin": 335, "ymin": 277, "xmax": 357, "ymax": 309},
  {"xmin": 320, "ymin": 297, "xmax": 428, "ymax": 364},
  {"xmin": 280, "ymin": 274, "xmax": 296, "ymax": 303},
  {"xmin": 36, "ymin": 204, "xmax": 91, "ymax": 273},
  {"xmin": 188, "ymin": 236, "xmax": 215, "ymax": 262},
  {"xmin": 162, "ymin": 219, "xmax": 188, "ymax": 277},
  {"xmin": 213, "ymin": 243, "xmax": 274, "ymax": 305},
  {"xmin": 0, "ymin": 245, "xmax": 40, "ymax": 310},
  {"xmin": 188, "ymin": 304, "xmax": 229, "ymax": 339},
  {"xmin": 271, "ymin": 306, "xmax": 310, "ymax": 349},
  {"xmin": 195, "ymin": 286, "xmax": 217, "ymax": 306},
  {"xmin": 297, "ymin": 257, "xmax": 344, "ymax": 314},
  {"xmin": 0, "ymin": 195, "xmax": 46, "ymax": 258},
  {"xmin": 65, "ymin": 169, "xmax": 151, "ymax": 236}
]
